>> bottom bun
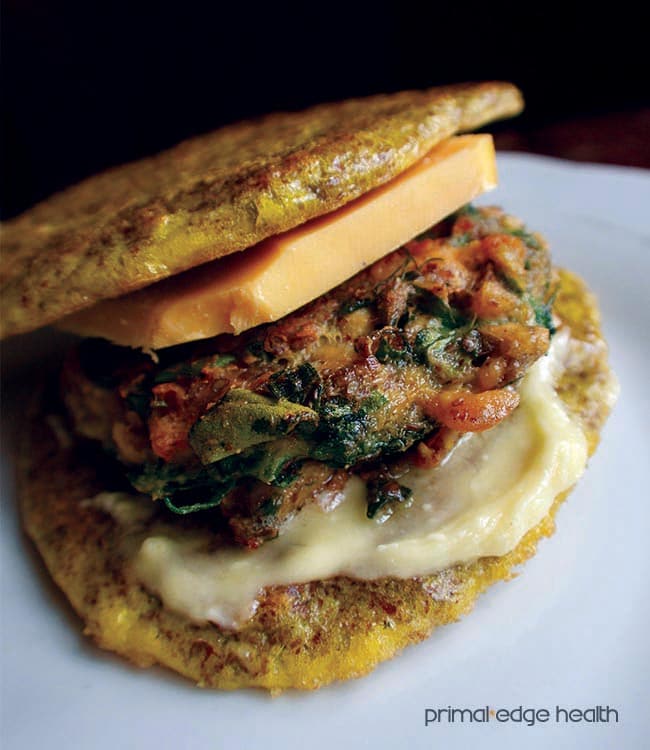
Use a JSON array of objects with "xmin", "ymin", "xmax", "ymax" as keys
[{"xmin": 18, "ymin": 269, "xmax": 616, "ymax": 691}]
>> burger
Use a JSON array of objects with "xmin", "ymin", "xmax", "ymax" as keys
[{"xmin": 1, "ymin": 82, "xmax": 618, "ymax": 691}]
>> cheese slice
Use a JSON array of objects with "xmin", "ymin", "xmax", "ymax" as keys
[{"xmin": 60, "ymin": 135, "xmax": 497, "ymax": 349}]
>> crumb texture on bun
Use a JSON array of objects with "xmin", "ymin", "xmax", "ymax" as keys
[
  {"xmin": 0, "ymin": 82, "xmax": 522, "ymax": 339},
  {"xmin": 17, "ymin": 270, "xmax": 616, "ymax": 691}
]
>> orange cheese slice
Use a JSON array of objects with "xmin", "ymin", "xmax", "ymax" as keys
[{"xmin": 60, "ymin": 134, "xmax": 497, "ymax": 349}]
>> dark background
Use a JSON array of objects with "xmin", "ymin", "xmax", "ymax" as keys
[{"xmin": 2, "ymin": 1, "xmax": 648, "ymax": 219}]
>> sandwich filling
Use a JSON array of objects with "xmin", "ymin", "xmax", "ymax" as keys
[
  {"xmin": 86, "ymin": 333, "xmax": 586, "ymax": 629},
  {"xmin": 57, "ymin": 203, "xmax": 591, "ymax": 631},
  {"xmin": 63, "ymin": 205, "xmax": 557, "ymax": 552}
]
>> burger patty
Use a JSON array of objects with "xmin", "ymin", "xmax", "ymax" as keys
[{"xmin": 62, "ymin": 205, "xmax": 554, "ymax": 547}]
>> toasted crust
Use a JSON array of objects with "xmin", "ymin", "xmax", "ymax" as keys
[
  {"xmin": 0, "ymin": 83, "xmax": 522, "ymax": 339},
  {"xmin": 17, "ymin": 270, "xmax": 616, "ymax": 690}
]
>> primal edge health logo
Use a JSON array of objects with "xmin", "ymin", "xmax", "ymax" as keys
[{"xmin": 424, "ymin": 705, "xmax": 619, "ymax": 727}]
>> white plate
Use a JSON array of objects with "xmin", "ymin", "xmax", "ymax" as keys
[{"xmin": 2, "ymin": 154, "xmax": 649, "ymax": 750}]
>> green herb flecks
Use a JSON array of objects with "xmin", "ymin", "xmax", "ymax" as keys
[
  {"xmin": 360, "ymin": 391, "xmax": 389, "ymax": 412},
  {"xmin": 366, "ymin": 480, "xmax": 413, "ymax": 521},
  {"xmin": 449, "ymin": 232, "xmax": 473, "ymax": 247},
  {"xmin": 162, "ymin": 484, "xmax": 234, "ymax": 515},
  {"xmin": 124, "ymin": 352, "xmax": 236, "ymax": 418},
  {"xmin": 453, "ymin": 203, "xmax": 481, "ymax": 219},
  {"xmin": 528, "ymin": 294, "xmax": 557, "ymax": 335},
  {"xmin": 506, "ymin": 227, "xmax": 543, "ymax": 252},
  {"xmin": 267, "ymin": 363, "xmax": 322, "ymax": 406},
  {"xmin": 153, "ymin": 353, "xmax": 236, "ymax": 384},
  {"xmin": 496, "ymin": 270, "xmax": 525, "ymax": 296},
  {"xmin": 414, "ymin": 289, "xmax": 469, "ymax": 330},
  {"xmin": 339, "ymin": 297, "xmax": 373, "ymax": 315},
  {"xmin": 374, "ymin": 329, "xmax": 412, "ymax": 365}
]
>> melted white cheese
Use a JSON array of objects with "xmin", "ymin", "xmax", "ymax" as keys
[{"xmin": 129, "ymin": 334, "xmax": 587, "ymax": 629}]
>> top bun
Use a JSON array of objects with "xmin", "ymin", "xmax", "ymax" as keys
[{"xmin": 0, "ymin": 82, "xmax": 522, "ymax": 338}]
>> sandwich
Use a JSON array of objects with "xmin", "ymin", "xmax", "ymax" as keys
[{"xmin": 1, "ymin": 82, "xmax": 618, "ymax": 691}]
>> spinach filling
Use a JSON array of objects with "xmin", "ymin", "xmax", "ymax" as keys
[
  {"xmin": 122, "ymin": 206, "xmax": 553, "ymax": 522},
  {"xmin": 130, "ymin": 437, "xmax": 308, "ymax": 515}
]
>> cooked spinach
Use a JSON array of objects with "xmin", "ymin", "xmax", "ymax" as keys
[
  {"xmin": 366, "ymin": 480, "xmax": 413, "ymax": 521},
  {"xmin": 374, "ymin": 329, "xmax": 412, "ymax": 365},
  {"xmin": 131, "ymin": 436, "xmax": 310, "ymax": 515},
  {"xmin": 414, "ymin": 290, "xmax": 469, "ymax": 329},
  {"xmin": 153, "ymin": 353, "xmax": 235, "ymax": 384},
  {"xmin": 189, "ymin": 389, "xmax": 318, "ymax": 464},
  {"xmin": 267, "ymin": 362, "xmax": 322, "ymax": 406},
  {"xmin": 310, "ymin": 392, "xmax": 424, "ymax": 468}
]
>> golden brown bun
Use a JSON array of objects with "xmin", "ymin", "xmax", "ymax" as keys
[
  {"xmin": 1, "ymin": 83, "xmax": 522, "ymax": 339},
  {"xmin": 17, "ymin": 270, "xmax": 614, "ymax": 691}
]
